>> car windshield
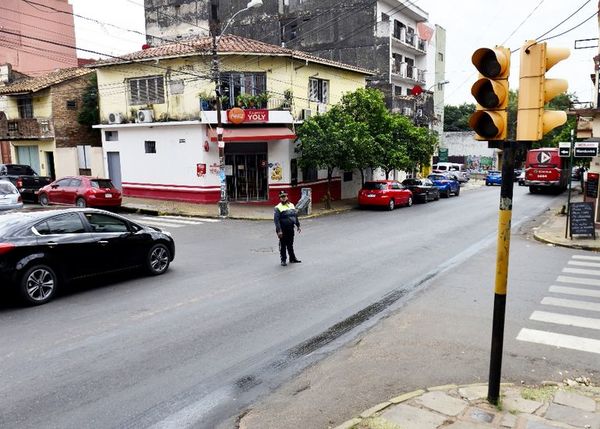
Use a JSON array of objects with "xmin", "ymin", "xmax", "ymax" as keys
[
  {"xmin": 0, "ymin": 182, "xmax": 18, "ymax": 194},
  {"xmin": 362, "ymin": 182, "xmax": 386, "ymax": 190},
  {"xmin": 90, "ymin": 179, "xmax": 115, "ymax": 189},
  {"xmin": 428, "ymin": 175, "xmax": 445, "ymax": 181},
  {"xmin": 402, "ymin": 179, "xmax": 420, "ymax": 185}
]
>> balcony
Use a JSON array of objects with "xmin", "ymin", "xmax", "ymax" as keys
[
  {"xmin": 0, "ymin": 118, "xmax": 54, "ymax": 140},
  {"xmin": 391, "ymin": 63, "xmax": 426, "ymax": 85},
  {"xmin": 391, "ymin": 28, "xmax": 427, "ymax": 56}
]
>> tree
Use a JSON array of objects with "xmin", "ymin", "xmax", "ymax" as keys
[
  {"xmin": 78, "ymin": 74, "xmax": 100, "ymax": 127},
  {"xmin": 443, "ymin": 103, "xmax": 476, "ymax": 131},
  {"xmin": 296, "ymin": 106, "xmax": 367, "ymax": 208},
  {"xmin": 406, "ymin": 125, "xmax": 438, "ymax": 173}
]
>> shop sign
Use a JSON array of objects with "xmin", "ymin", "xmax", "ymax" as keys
[
  {"xmin": 196, "ymin": 163, "xmax": 206, "ymax": 177},
  {"xmin": 227, "ymin": 108, "xmax": 269, "ymax": 123}
]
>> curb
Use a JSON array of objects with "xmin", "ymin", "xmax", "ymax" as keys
[{"xmin": 532, "ymin": 216, "xmax": 600, "ymax": 253}]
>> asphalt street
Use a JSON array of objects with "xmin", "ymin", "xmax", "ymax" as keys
[{"xmin": 0, "ymin": 185, "xmax": 588, "ymax": 429}]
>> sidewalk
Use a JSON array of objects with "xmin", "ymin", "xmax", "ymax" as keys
[
  {"xmin": 333, "ymin": 380, "xmax": 600, "ymax": 429},
  {"xmin": 120, "ymin": 179, "xmax": 487, "ymax": 220}
]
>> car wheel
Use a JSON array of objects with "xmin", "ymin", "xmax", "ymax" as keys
[
  {"xmin": 444, "ymin": 189, "xmax": 450, "ymax": 198},
  {"xmin": 146, "ymin": 243, "xmax": 171, "ymax": 275},
  {"xmin": 455, "ymin": 186, "xmax": 460, "ymax": 196},
  {"xmin": 75, "ymin": 197, "xmax": 87, "ymax": 208},
  {"xmin": 388, "ymin": 199, "xmax": 395, "ymax": 211},
  {"xmin": 19, "ymin": 264, "xmax": 57, "ymax": 306},
  {"xmin": 406, "ymin": 196, "xmax": 413, "ymax": 207},
  {"xmin": 434, "ymin": 192, "xmax": 440, "ymax": 201},
  {"xmin": 486, "ymin": 182, "xmax": 491, "ymax": 186},
  {"xmin": 39, "ymin": 193, "xmax": 49, "ymax": 206}
]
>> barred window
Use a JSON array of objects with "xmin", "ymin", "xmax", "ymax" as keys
[
  {"xmin": 309, "ymin": 78, "xmax": 329, "ymax": 103},
  {"xmin": 128, "ymin": 76, "xmax": 165, "ymax": 105}
]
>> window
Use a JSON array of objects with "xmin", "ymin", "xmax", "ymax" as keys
[
  {"xmin": 66, "ymin": 100, "xmax": 77, "ymax": 110},
  {"xmin": 17, "ymin": 96, "xmax": 33, "ymax": 119},
  {"xmin": 90, "ymin": 179, "xmax": 115, "ymax": 189},
  {"xmin": 35, "ymin": 213, "xmax": 86, "ymax": 235},
  {"xmin": 68, "ymin": 178, "xmax": 82, "ymax": 188},
  {"xmin": 219, "ymin": 72, "xmax": 267, "ymax": 109},
  {"xmin": 394, "ymin": 85, "xmax": 402, "ymax": 96},
  {"xmin": 7, "ymin": 122, "xmax": 18, "ymax": 132},
  {"xmin": 145, "ymin": 140, "xmax": 156, "ymax": 153},
  {"xmin": 438, "ymin": 52, "xmax": 444, "ymax": 62},
  {"xmin": 309, "ymin": 78, "xmax": 329, "ymax": 103},
  {"xmin": 0, "ymin": 182, "xmax": 18, "ymax": 194},
  {"xmin": 84, "ymin": 213, "xmax": 129, "ymax": 233},
  {"xmin": 343, "ymin": 171, "xmax": 353, "ymax": 182},
  {"xmin": 362, "ymin": 182, "xmax": 386, "ymax": 190},
  {"xmin": 391, "ymin": 182, "xmax": 401, "ymax": 190},
  {"xmin": 105, "ymin": 131, "xmax": 119, "ymax": 141},
  {"xmin": 39, "ymin": 120, "xmax": 49, "ymax": 133},
  {"xmin": 77, "ymin": 145, "xmax": 91, "ymax": 170},
  {"xmin": 128, "ymin": 75, "xmax": 165, "ymax": 105},
  {"xmin": 302, "ymin": 166, "xmax": 318, "ymax": 182}
]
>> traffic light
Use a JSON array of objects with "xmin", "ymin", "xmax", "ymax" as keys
[
  {"xmin": 516, "ymin": 40, "xmax": 570, "ymax": 141},
  {"xmin": 469, "ymin": 46, "xmax": 511, "ymax": 140}
]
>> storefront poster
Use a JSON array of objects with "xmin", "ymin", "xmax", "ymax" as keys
[{"xmin": 271, "ymin": 162, "xmax": 283, "ymax": 181}]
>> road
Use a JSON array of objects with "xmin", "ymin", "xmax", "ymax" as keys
[{"xmin": 1, "ymin": 184, "xmax": 594, "ymax": 429}]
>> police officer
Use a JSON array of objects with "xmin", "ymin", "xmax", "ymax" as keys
[{"xmin": 274, "ymin": 191, "xmax": 301, "ymax": 266}]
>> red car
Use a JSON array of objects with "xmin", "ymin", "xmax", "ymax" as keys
[
  {"xmin": 38, "ymin": 176, "xmax": 122, "ymax": 208},
  {"xmin": 358, "ymin": 180, "xmax": 413, "ymax": 210}
]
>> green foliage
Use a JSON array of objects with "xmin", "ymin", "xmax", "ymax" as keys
[
  {"xmin": 443, "ymin": 103, "xmax": 475, "ymax": 131},
  {"xmin": 78, "ymin": 74, "xmax": 99, "ymax": 127}
]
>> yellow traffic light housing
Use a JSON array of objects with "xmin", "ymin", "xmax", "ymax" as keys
[
  {"xmin": 469, "ymin": 47, "xmax": 511, "ymax": 140},
  {"xmin": 516, "ymin": 40, "xmax": 570, "ymax": 141}
]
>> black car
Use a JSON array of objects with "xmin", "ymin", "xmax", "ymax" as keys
[
  {"xmin": 0, "ymin": 208, "xmax": 175, "ymax": 306},
  {"xmin": 401, "ymin": 178, "xmax": 440, "ymax": 203}
]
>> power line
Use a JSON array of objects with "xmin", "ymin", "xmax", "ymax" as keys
[
  {"xmin": 538, "ymin": 9, "xmax": 598, "ymax": 42},
  {"xmin": 536, "ymin": 0, "xmax": 592, "ymax": 40},
  {"xmin": 501, "ymin": 0, "xmax": 546, "ymax": 45}
]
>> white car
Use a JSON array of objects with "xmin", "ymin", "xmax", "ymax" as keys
[{"xmin": 0, "ymin": 180, "xmax": 23, "ymax": 211}]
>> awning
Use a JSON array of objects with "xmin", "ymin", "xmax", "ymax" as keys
[{"xmin": 208, "ymin": 127, "xmax": 296, "ymax": 142}]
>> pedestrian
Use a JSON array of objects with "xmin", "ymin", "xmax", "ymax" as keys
[{"xmin": 274, "ymin": 191, "xmax": 301, "ymax": 266}]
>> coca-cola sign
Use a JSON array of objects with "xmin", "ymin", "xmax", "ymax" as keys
[{"xmin": 227, "ymin": 108, "xmax": 269, "ymax": 123}]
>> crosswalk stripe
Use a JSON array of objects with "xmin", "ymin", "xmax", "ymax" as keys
[
  {"xmin": 572, "ymin": 255, "xmax": 600, "ymax": 261},
  {"xmin": 530, "ymin": 311, "xmax": 600, "ymax": 331},
  {"xmin": 568, "ymin": 260, "xmax": 600, "ymax": 268},
  {"xmin": 556, "ymin": 276, "xmax": 600, "ymax": 287},
  {"xmin": 136, "ymin": 219, "xmax": 183, "ymax": 228},
  {"xmin": 541, "ymin": 297, "xmax": 600, "ymax": 312},
  {"xmin": 159, "ymin": 215, "xmax": 220, "ymax": 223},
  {"xmin": 562, "ymin": 267, "xmax": 600, "ymax": 276},
  {"xmin": 549, "ymin": 285, "xmax": 600, "ymax": 298},
  {"xmin": 517, "ymin": 328, "xmax": 600, "ymax": 354},
  {"xmin": 139, "ymin": 216, "xmax": 203, "ymax": 225}
]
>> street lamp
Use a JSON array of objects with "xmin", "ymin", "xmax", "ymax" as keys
[{"xmin": 210, "ymin": 0, "xmax": 263, "ymax": 217}]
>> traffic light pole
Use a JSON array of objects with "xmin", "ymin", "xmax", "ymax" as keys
[
  {"xmin": 565, "ymin": 129, "xmax": 575, "ymax": 238},
  {"xmin": 488, "ymin": 140, "xmax": 516, "ymax": 405}
]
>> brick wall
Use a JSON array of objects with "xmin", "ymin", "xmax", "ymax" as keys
[{"xmin": 51, "ymin": 74, "xmax": 100, "ymax": 149}]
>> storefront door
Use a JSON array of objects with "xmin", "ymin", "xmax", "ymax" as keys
[{"xmin": 225, "ymin": 143, "xmax": 268, "ymax": 201}]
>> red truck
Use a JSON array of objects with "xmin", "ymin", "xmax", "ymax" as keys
[{"xmin": 524, "ymin": 148, "xmax": 569, "ymax": 193}]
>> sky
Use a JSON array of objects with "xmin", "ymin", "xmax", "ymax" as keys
[{"xmin": 70, "ymin": 0, "xmax": 599, "ymax": 106}]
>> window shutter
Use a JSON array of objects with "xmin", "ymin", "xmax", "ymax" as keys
[
  {"xmin": 309, "ymin": 79, "xmax": 318, "ymax": 102},
  {"xmin": 321, "ymin": 80, "xmax": 329, "ymax": 103}
]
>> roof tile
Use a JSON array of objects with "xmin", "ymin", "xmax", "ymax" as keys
[{"xmin": 0, "ymin": 68, "xmax": 93, "ymax": 95}]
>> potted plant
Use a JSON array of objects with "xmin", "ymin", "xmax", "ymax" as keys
[
  {"xmin": 236, "ymin": 94, "xmax": 250, "ymax": 108},
  {"xmin": 199, "ymin": 91, "xmax": 213, "ymax": 111},
  {"xmin": 256, "ymin": 92, "xmax": 270, "ymax": 108}
]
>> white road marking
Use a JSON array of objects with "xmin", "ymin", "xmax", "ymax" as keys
[
  {"xmin": 137, "ymin": 219, "xmax": 183, "ymax": 228},
  {"xmin": 549, "ymin": 285, "xmax": 600, "ymax": 298},
  {"xmin": 517, "ymin": 328, "xmax": 600, "ymax": 354},
  {"xmin": 160, "ymin": 215, "xmax": 221, "ymax": 223},
  {"xmin": 562, "ymin": 267, "xmax": 600, "ymax": 276},
  {"xmin": 556, "ymin": 276, "xmax": 600, "ymax": 287},
  {"xmin": 568, "ymin": 260, "xmax": 600, "ymax": 268},
  {"xmin": 572, "ymin": 255, "xmax": 600, "ymax": 261},
  {"xmin": 541, "ymin": 297, "xmax": 600, "ymax": 312},
  {"xmin": 139, "ymin": 216, "xmax": 204, "ymax": 225},
  {"xmin": 530, "ymin": 311, "xmax": 600, "ymax": 331}
]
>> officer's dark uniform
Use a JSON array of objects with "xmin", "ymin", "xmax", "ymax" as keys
[{"xmin": 274, "ymin": 192, "xmax": 301, "ymax": 266}]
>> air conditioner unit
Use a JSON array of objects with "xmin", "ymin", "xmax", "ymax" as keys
[
  {"xmin": 301, "ymin": 108, "xmax": 312, "ymax": 120},
  {"xmin": 316, "ymin": 103, "xmax": 327, "ymax": 114},
  {"xmin": 402, "ymin": 107, "xmax": 413, "ymax": 116},
  {"xmin": 108, "ymin": 112, "xmax": 123, "ymax": 124},
  {"xmin": 137, "ymin": 109, "xmax": 154, "ymax": 123}
]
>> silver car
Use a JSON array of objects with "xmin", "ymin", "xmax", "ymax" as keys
[{"xmin": 0, "ymin": 180, "xmax": 23, "ymax": 211}]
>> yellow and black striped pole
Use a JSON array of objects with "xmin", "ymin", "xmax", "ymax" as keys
[{"xmin": 488, "ymin": 141, "xmax": 515, "ymax": 405}]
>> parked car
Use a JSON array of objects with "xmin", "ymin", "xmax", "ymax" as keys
[
  {"xmin": 431, "ymin": 162, "xmax": 470, "ymax": 183},
  {"xmin": 358, "ymin": 180, "xmax": 413, "ymax": 210},
  {"xmin": 514, "ymin": 169, "xmax": 523, "ymax": 182},
  {"xmin": 0, "ymin": 163, "xmax": 52, "ymax": 202},
  {"xmin": 38, "ymin": 176, "xmax": 121, "ymax": 208},
  {"xmin": 485, "ymin": 171, "xmax": 502, "ymax": 186},
  {"xmin": 427, "ymin": 173, "xmax": 460, "ymax": 198},
  {"xmin": 0, "ymin": 208, "xmax": 175, "ymax": 305},
  {"xmin": 401, "ymin": 178, "xmax": 440, "ymax": 203},
  {"xmin": 517, "ymin": 170, "xmax": 525, "ymax": 186},
  {"xmin": 0, "ymin": 181, "xmax": 23, "ymax": 211}
]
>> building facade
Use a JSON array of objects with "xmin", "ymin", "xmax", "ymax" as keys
[
  {"xmin": 0, "ymin": 67, "xmax": 102, "ymax": 178},
  {"xmin": 0, "ymin": 0, "xmax": 77, "ymax": 75},
  {"xmin": 143, "ymin": 0, "xmax": 443, "ymax": 124},
  {"xmin": 92, "ymin": 34, "xmax": 371, "ymax": 204}
]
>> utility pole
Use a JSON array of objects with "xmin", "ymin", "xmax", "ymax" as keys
[{"xmin": 210, "ymin": 0, "xmax": 229, "ymax": 217}]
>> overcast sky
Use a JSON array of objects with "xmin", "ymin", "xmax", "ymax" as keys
[{"xmin": 70, "ymin": 0, "xmax": 599, "ymax": 106}]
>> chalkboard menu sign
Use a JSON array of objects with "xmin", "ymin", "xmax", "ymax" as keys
[
  {"xmin": 586, "ymin": 173, "xmax": 599, "ymax": 199},
  {"xmin": 570, "ymin": 202, "xmax": 596, "ymax": 238}
]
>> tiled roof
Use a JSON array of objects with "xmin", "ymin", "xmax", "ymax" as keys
[
  {"xmin": 0, "ymin": 68, "xmax": 94, "ymax": 95},
  {"xmin": 92, "ymin": 35, "xmax": 374, "ymax": 75}
]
